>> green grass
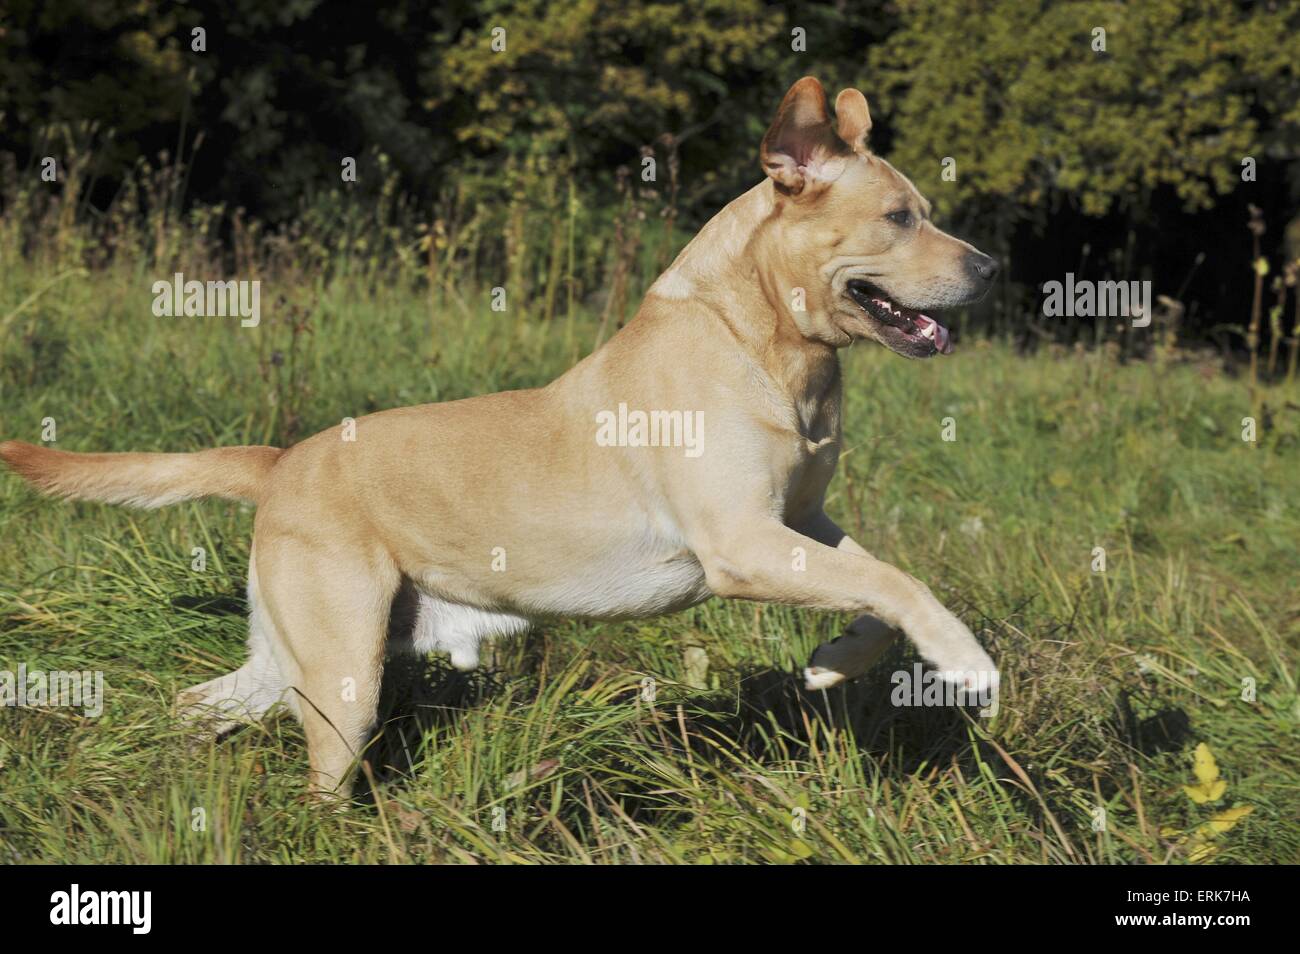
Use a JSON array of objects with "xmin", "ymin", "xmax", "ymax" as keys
[{"xmin": 1, "ymin": 258, "xmax": 1298, "ymax": 864}]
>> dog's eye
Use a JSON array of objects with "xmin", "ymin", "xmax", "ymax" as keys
[{"xmin": 886, "ymin": 210, "xmax": 913, "ymax": 228}]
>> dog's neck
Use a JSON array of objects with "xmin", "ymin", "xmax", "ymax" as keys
[{"xmin": 646, "ymin": 180, "xmax": 841, "ymax": 430}]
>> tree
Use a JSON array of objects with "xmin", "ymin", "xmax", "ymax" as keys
[{"xmin": 870, "ymin": 0, "xmax": 1300, "ymax": 221}]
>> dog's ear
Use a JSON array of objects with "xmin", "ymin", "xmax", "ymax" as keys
[
  {"xmin": 834, "ymin": 88, "xmax": 872, "ymax": 155},
  {"xmin": 760, "ymin": 76, "xmax": 848, "ymax": 196}
]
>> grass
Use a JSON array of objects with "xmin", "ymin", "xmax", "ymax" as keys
[{"xmin": 1, "ymin": 252, "xmax": 1298, "ymax": 864}]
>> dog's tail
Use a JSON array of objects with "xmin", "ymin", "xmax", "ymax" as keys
[{"xmin": 0, "ymin": 441, "xmax": 282, "ymax": 509}]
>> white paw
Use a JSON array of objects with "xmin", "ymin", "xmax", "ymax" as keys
[
  {"xmin": 450, "ymin": 648, "xmax": 480, "ymax": 671},
  {"xmin": 933, "ymin": 645, "xmax": 999, "ymax": 697},
  {"xmin": 918, "ymin": 612, "xmax": 992, "ymax": 672},
  {"xmin": 803, "ymin": 616, "xmax": 901, "ymax": 692},
  {"xmin": 803, "ymin": 666, "xmax": 848, "ymax": 691}
]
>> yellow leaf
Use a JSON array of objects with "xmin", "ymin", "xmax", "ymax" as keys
[
  {"xmin": 1191, "ymin": 743, "xmax": 1219, "ymax": 785},
  {"xmin": 1202, "ymin": 805, "xmax": 1254, "ymax": 836},
  {"xmin": 1180, "ymin": 743, "xmax": 1227, "ymax": 805},
  {"xmin": 1183, "ymin": 779, "xmax": 1227, "ymax": 804},
  {"xmin": 1183, "ymin": 743, "xmax": 1227, "ymax": 803}
]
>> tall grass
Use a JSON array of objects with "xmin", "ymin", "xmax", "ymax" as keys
[{"xmin": 0, "ymin": 150, "xmax": 1297, "ymax": 864}]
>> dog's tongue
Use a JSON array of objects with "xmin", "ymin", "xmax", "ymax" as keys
[
  {"xmin": 867, "ymin": 294, "xmax": 954, "ymax": 354},
  {"xmin": 914, "ymin": 315, "xmax": 953, "ymax": 354}
]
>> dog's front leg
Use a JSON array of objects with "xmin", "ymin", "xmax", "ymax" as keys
[
  {"xmin": 697, "ymin": 518, "xmax": 996, "ymax": 692},
  {"xmin": 794, "ymin": 510, "xmax": 903, "ymax": 689}
]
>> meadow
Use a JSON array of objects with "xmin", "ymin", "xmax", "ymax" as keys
[{"xmin": 1, "ymin": 215, "xmax": 1298, "ymax": 864}]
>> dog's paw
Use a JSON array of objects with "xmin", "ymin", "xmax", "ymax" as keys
[
  {"xmin": 931, "ymin": 642, "xmax": 999, "ymax": 697},
  {"xmin": 803, "ymin": 615, "xmax": 901, "ymax": 691},
  {"xmin": 803, "ymin": 665, "xmax": 848, "ymax": 691}
]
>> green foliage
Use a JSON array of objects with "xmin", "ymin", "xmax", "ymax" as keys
[
  {"xmin": 872, "ymin": 0, "xmax": 1300, "ymax": 219},
  {"xmin": 434, "ymin": 0, "xmax": 777, "ymax": 150},
  {"xmin": 4, "ymin": 0, "xmax": 1298, "ymax": 335},
  {"xmin": 425, "ymin": 0, "xmax": 894, "ymax": 221},
  {"xmin": 0, "ymin": 0, "xmax": 190, "ymax": 172},
  {"xmin": 0, "ymin": 0, "xmax": 896, "ymax": 219}
]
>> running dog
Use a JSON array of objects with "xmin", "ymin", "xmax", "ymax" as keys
[{"xmin": 2, "ymin": 77, "xmax": 1000, "ymax": 796}]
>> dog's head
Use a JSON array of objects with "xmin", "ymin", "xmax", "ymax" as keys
[{"xmin": 759, "ymin": 77, "xmax": 997, "ymax": 358}]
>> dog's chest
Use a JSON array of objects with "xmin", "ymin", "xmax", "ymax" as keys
[
  {"xmin": 522, "ymin": 511, "xmax": 712, "ymax": 619},
  {"xmin": 767, "ymin": 381, "xmax": 844, "ymax": 519},
  {"xmin": 563, "ymin": 546, "xmax": 711, "ymax": 619}
]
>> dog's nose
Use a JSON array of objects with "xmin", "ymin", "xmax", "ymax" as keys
[{"xmin": 966, "ymin": 252, "xmax": 999, "ymax": 282}]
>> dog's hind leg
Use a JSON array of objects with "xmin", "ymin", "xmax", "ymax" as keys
[
  {"xmin": 256, "ymin": 538, "xmax": 399, "ymax": 799},
  {"xmin": 176, "ymin": 557, "xmax": 290, "ymax": 737}
]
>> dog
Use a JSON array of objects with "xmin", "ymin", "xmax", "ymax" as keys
[{"xmin": 1, "ymin": 77, "xmax": 1000, "ymax": 797}]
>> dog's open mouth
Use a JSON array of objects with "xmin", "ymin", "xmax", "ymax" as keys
[{"xmin": 847, "ymin": 279, "xmax": 953, "ymax": 355}]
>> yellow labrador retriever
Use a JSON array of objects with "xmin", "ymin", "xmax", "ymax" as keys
[{"xmin": 2, "ymin": 77, "xmax": 1000, "ymax": 796}]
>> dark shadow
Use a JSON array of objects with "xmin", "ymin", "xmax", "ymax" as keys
[
  {"xmin": 671, "ymin": 646, "xmax": 984, "ymax": 780},
  {"xmin": 354, "ymin": 653, "xmax": 507, "ymax": 800},
  {"xmin": 170, "ymin": 591, "xmax": 247, "ymax": 616},
  {"xmin": 1113, "ymin": 689, "xmax": 1192, "ymax": 756},
  {"xmin": 352, "ymin": 579, "xmax": 514, "ymax": 800}
]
